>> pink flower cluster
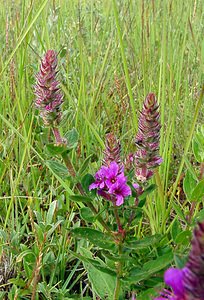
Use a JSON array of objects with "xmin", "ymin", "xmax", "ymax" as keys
[
  {"xmin": 89, "ymin": 161, "xmax": 131, "ymax": 206},
  {"xmin": 34, "ymin": 50, "xmax": 63, "ymax": 126}
]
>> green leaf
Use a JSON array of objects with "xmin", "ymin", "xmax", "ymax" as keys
[
  {"xmin": 124, "ymin": 252, "xmax": 173, "ymax": 283},
  {"xmin": 143, "ymin": 252, "xmax": 173, "ymax": 273},
  {"xmin": 175, "ymin": 230, "xmax": 192, "ymax": 245},
  {"xmin": 69, "ymin": 195, "xmax": 93, "ymax": 203},
  {"xmin": 81, "ymin": 174, "xmax": 95, "ymax": 194},
  {"xmin": 46, "ymin": 160, "xmax": 69, "ymax": 177},
  {"xmin": 8, "ymin": 278, "xmax": 26, "ymax": 287},
  {"xmin": 46, "ymin": 143, "xmax": 67, "ymax": 155},
  {"xmin": 102, "ymin": 251, "xmax": 135, "ymax": 263},
  {"xmin": 16, "ymin": 250, "xmax": 36, "ymax": 263},
  {"xmin": 183, "ymin": 170, "xmax": 197, "ymax": 200},
  {"xmin": 138, "ymin": 184, "xmax": 157, "ymax": 201},
  {"xmin": 172, "ymin": 202, "xmax": 187, "ymax": 223},
  {"xmin": 192, "ymin": 125, "xmax": 204, "ymax": 163},
  {"xmin": 69, "ymin": 249, "xmax": 116, "ymax": 276},
  {"xmin": 80, "ymin": 207, "xmax": 95, "ymax": 222},
  {"xmin": 64, "ymin": 128, "xmax": 79, "ymax": 150},
  {"xmin": 34, "ymin": 223, "xmax": 44, "ymax": 243},
  {"xmin": 194, "ymin": 208, "xmax": 204, "ymax": 223},
  {"xmin": 192, "ymin": 139, "xmax": 203, "ymax": 163},
  {"xmin": 60, "ymin": 47, "xmax": 67, "ymax": 58},
  {"xmin": 80, "ymin": 248, "xmax": 116, "ymax": 300},
  {"xmin": 171, "ymin": 217, "xmax": 181, "ymax": 242},
  {"xmin": 174, "ymin": 254, "xmax": 187, "ymax": 269},
  {"xmin": 47, "ymin": 220, "xmax": 64, "ymax": 238},
  {"xmin": 71, "ymin": 228, "xmax": 116, "ymax": 250},
  {"xmin": 125, "ymin": 234, "xmax": 162, "ymax": 250},
  {"xmin": 191, "ymin": 178, "xmax": 204, "ymax": 201},
  {"xmin": 46, "ymin": 200, "xmax": 57, "ymax": 225}
]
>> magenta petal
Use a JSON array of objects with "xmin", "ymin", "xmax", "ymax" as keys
[
  {"xmin": 89, "ymin": 182, "xmax": 99, "ymax": 190},
  {"xmin": 115, "ymin": 195, "xmax": 124, "ymax": 206},
  {"xmin": 133, "ymin": 183, "xmax": 140, "ymax": 189},
  {"xmin": 122, "ymin": 184, "xmax": 131, "ymax": 197},
  {"xmin": 109, "ymin": 161, "xmax": 119, "ymax": 176},
  {"xmin": 164, "ymin": 268, "xmax": 185, "ymax": 297}
]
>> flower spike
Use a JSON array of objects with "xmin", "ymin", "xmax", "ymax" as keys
[
  {"xmin": 135, "ymin": 93, "xmax": 162, "ymax": 182},
  {"xmin": 34, "ymin": 50, "xmax": 63, "ymax": 126}
]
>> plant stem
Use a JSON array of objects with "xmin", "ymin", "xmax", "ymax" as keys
[
  {"xmin": 52, "ymin": 127, "xmax": 111, "ymax": 233},
  {"xmin": 52, "ymin": 127, "xmax": 63, "ymax": 144},
  {"xmin": 113, "ymin": 205, "xmax": 122, "ymax": 232},
  {"xmin": 114, "ymin": 244, "xmax": 122, "ymax": 300}
]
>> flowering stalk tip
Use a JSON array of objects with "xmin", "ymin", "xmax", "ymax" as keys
[
  {"xmin": 34, "ymin": 49, "xmax": 63, "ymax": 126},
  {"xmin": 103, "ymin": 132, "xmax": 123, "ymax": 173},
  {"xmin": 134, "ymin": 93, "xmax": 162, "ymax": 182},
  {"xmin": 89, "ymin": 133, "xmax": 131, "ymax": 206}
]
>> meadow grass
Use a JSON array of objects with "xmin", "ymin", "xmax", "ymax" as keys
[{"xmin": 0, "ymin": 0, "xmax": 204, "ymax": 299}]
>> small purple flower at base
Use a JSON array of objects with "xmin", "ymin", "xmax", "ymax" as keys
[
  {"xmin": 89, "ymin": 166, "xmax": 107, "ymax": 190},
  {"xmin": 108, "ymin": 175, "xmax": 131, "ymax": 206}
]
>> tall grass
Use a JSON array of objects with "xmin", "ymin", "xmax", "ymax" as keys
[{"xmin": 0, "ymin": 0, "xmax": 203, "ymax": 298}]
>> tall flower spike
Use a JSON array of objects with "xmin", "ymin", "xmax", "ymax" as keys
[
  {"xmin": 34, "ymin": 50, "xmax": 63, "ymax": 126},
  {"xmin": 102, "ymin": 133, "xmax": 123, "ymax": 173},
  {"xmin": 154, "ymin": 221, "xmax": 204, "ymax": 300},
  {"xmin": 135, "ymin": 93, "xmax": 162, "ymax": 182}
]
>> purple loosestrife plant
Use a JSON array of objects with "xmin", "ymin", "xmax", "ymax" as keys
[
  {"xmin": 135, "ymin": 93, "xmax": 162, "ymax": 182},
  {"xmin": 154, "ymin": 221, "xmax": 204, "ymax": 300},
  {"xmin": 34, "ymin": 50, "xmax": 63, "ymax": 127}
]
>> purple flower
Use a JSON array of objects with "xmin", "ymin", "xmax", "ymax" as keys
[
  {"xmin": 108, "ymin": 175, "xmax": 131, "ymax": 206},
  {"xmin": 89, "ymin": 166, "xmax": 107, "ymax": 190},
  {"xmin": 89, "ymin": 161, "xmax": 131, "ymax": 206},
  {"xmin": 155, "ymin": 268, "xmax": 186, "ymax": 300},
  {"xmin": 154, "ymin": 221, "xmax": 204, "ymax": 300},
  {"xmin": 105, "ymin": 161, "xmax": 124, "ymax": 188}
]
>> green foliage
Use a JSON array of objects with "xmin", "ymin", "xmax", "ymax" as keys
[
  {"xmin": 192, "ymin": 125, "xmax": 204, "ymax": 163},
  {"xmin": 0, "ymin": 0, "xmax": 204, "ymax": 299}
]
